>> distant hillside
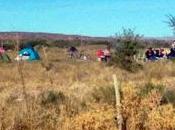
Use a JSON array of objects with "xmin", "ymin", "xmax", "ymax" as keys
[
  {"xmin": 0, "ymin": 32, "xmax": 174, "ymax": 41},
  {"xmin": 0, "ymin": 32, "xmax": 174, "ymax": 50},
  {"xmin": 0, "ymin": 32, "xmax": 111, "ymax": 41}
]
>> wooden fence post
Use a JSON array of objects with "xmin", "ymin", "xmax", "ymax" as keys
[
  {"xmin": 42, "ymin": 46, "xmax": 54, "ymax": 86},
  {"xmin": 113, "ymin": 74, "xmax": 123, "ymax": 130}
]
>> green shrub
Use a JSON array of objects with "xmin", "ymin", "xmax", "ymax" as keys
[
  {"xmin": 139, "ymin": 82, "xmax": 165, "ymax": 97},
  {"xmin": 38, "ymin": 90, "xmax": 66, "ymax": 106},
  {"xmin": 112, "ymin": 28, "xmax": 143, "ymax": 72},
  {"xmin": 162, "ymin": 89, "xmax": 175, "ymax": 106},
  {"xmin": 91, "ymin": 86, "xmax": 116, "ymax": 106},
  {"xmin": 134, "ymin": 83, "xmax": 175, "ymax": 106}
]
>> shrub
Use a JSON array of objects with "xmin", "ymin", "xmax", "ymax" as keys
[
  {"xmin": 12, "ymin": 119, "xmax": 30, "ymax": 130},
  {"xmin": 91, "ymin": 86, "xmax": 116, "ymax": 106},
  {"xmin": 38, "ymin": 90, "xmax": 87, "ymax": 117},
  {"xmin": 120, "ymin": 83, "xmax": 172, "ymax": 130},
  {"xmin": 63, "ymin": 105, "xmax": 116, "ymax": 130},
  {"xmin": 63, "ymin": 96, "xmax": 88, "ymax": 117},
  {"xmin": 139, "ymin": 83, "xmax": 175, "ymax": 106},
  {"xmin": 145, "ymin": 104, "xmax": 175, "ymax": 130},
  {"xmin": 38, "ymin": 90, "xmax": 66, "ymax": 106},
  {"xmin": 139, "ymin": 82, "xmax": 165, "ymax": 97},
  {"xmin": 162, "ymin": 89, "xmax": 175, "ymax": 106},
  {"xmin": 112, "ymin": 28, "xmax": 143, "ymax": 72}
]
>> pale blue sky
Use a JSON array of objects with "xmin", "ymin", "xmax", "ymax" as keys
[{"xmin": 0, "ymin": 0, "xmax": 175, "ymax": 37}]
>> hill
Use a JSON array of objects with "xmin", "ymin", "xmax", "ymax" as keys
[
  {"xmin": 0, "ymin": 32, "xmax": 111, "ymax": 41},
  {"xmin": 0, "ymin": 32, "xmax": 174, "ymax": 49}
]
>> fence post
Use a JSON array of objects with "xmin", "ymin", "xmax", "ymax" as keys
[
  {"xmin": 113, "ymin": 74, "xmax": 123, "ymax": 130},
  {"xmin": 42, "ymin": 46, "xmax": 54, "ymax": 86}
]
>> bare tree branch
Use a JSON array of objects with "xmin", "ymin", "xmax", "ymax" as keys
[{"xmin": 166, "ymin": 14, "xmax": 175, "ymax": 34}]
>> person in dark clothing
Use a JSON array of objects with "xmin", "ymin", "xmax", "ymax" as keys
[
  {"xmin": 159, "ymin": 49, "xmax": 165, "ymax": 58},
  {"xmin": 69, "ymin": 46, "xmax": 78, "ymax": 52},
  {"xmin": 145, "ymin": 48, "xmax": 157, "ymax": 61},
  {"xmin": 68, "ymin": 46, "xmax": 79, "ymax": 59},
  {"xmin": 154, "ymin": 49, "xmax": 164, "ymax": 58},
  {"xmin": 167, "ymin": 48, "xmax": 175, "ymax": 59},
  {"xmin": 155, "ymin": 49, "xmax": 160, "ymax": 57}
]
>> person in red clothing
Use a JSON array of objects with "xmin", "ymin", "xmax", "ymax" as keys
[{"xmin": 96, "ymin": 49, "xmax": 105, "ymax": 62}]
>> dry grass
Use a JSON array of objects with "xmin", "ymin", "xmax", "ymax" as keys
[{"xmin": 0, "ymin": 46, "xmax": 175, "ymax": 130}]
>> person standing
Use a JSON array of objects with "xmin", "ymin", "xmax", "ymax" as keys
[
  {"xmin": 103, "ymin": 46, "xmax": 111, "ymax": 63},
  {"xmin": 96, "ymin": 49, "xmax": 105, "ymax": 62}
]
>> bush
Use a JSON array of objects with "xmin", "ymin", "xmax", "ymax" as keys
[
  {"xmin": 145, "ymin": 104, "xmax": 175, "ymax": 130},
  {"xmin": 162, "ymin": 89, "xmax": 175, "ymax": 106},
  {"xmin": 12, "ymin": 118, "xmax": 30, "ymax": 130},
  {"xmin": 38, "ymin": 90, "xmax": 66, "ymax": 106},
  {"xmin": 139, "ymin": 82, "xmax": 165, "ymax": 97},
  {"xmin": 64, "ymin": 105, "xmax": 116, "ymax": 130},
  {"xmin": 38, "ymin": 90, "xmax": 87, "ymax": 117},
  {"xmin": 91, "ymin": 86, "xmax": 116, "ymax": 106},
  {"xmin": 139, "ymin": 83, "xmax": 175, "ymax": 106},
  {"xmin": 112, "ymin": 28, "xmax": 143, "ymax": 72}
]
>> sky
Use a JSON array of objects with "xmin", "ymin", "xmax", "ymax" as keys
[{"xmin": 0, "ymin": 0, "xmax": 175, "ymax": 37}]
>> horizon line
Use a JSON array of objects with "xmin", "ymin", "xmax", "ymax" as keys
[{"xmin": 0, "ymin": 31, "xmax": 174, "ymax": 39}]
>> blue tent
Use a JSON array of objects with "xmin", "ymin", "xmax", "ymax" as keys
[{"xmin": 19, "ymin": 47, "xmax": 40, "ymax": 61}]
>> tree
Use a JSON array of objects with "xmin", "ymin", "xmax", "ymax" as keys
[
  {"xmin": 166, "ymin": 14, "xmax": 175, "ymax": 34},
  {"xmin": 112, "ymin": 28, "xmax": 143, "ymax": 72}
]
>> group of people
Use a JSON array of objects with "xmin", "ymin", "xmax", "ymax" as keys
[
  {"xmin": 2, "ymin": 40, "xmax": 175, "ymax": 63},
  {"xmin": 67, "ymin": 46, "xmax": 88, "ymax": 61},
  {"xmin": 145, "ymin": 48, "xmax": 165, "ymax": 60},
  {"xmin": 145, "ymin": 41, "xmax": 175, "ymax": 61},
  {"xmin": 67, "ymin": 46, "xmax": 111, "ymax": 63}
]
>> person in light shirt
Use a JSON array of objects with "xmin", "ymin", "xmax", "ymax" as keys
[
  {"xmin": 167, "ymin": 40, "xmax": 175, "ymax": 59},
  {"xmin": 103, "ymin": 46, "xmax": 111, "ymax": 63},
  {"xmin": 171, "ymin": 40, "xmax": 175, "ymax": 49}
]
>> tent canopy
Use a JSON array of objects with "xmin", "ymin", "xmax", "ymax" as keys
[{"xmin": 19, "ymin": 47, "xmax": 40, "ymax": 61}]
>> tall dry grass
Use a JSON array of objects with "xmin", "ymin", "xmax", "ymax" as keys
[{"xmin": 0, "ymin": 46, "xmax": 175, "ymax": 130}]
